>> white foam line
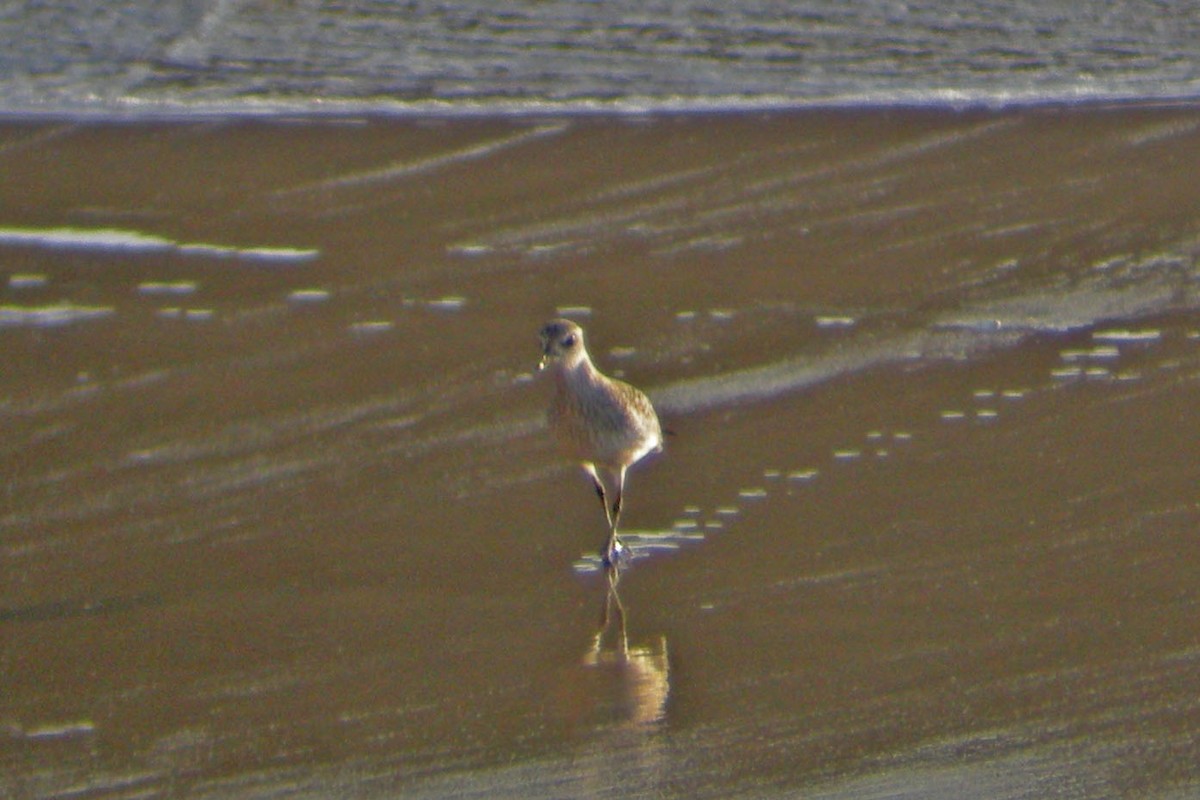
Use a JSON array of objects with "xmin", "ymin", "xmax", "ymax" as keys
[
  {"xmin": 649, "ymin": 290, "xmax": 1118, "ymax": 414},
  {"xmin": 649, "ymin": 268, "xmax": 1189, "ymax": 417},
  {"xmin": 0, "ymin": 303, "xmax": 114, "ymax": 328},
  {"xmin": 272, "ymin": 122, "xmax": 568, "ymax": 197},
  {"xmin": 1125, "ymin": 118, "xmax": 1200, "ymax": 147},
  {"xmin": 936, "ymin": 276, "xmax": 1179, "ymax": 335},
  {"xmin": 649, "ymin": 332, "xmax": 928, "ymax": 414},
  {"xmin": 0, "ymin": 226, "xmax": 318, "ymax": 263},
  {"xmin": 23, "ymin": 720, "xmax": 96, "ymax": 740},
  {"xmin": 1092, "ymin": 328, "xmax": 1162, "ymax": 343},
  {"xmin": 177, "ymin": 243, "xmax": 320, "ymax": 262},
  {"xmin": 0, "ymin": 226, "xmax": 174, "ymax": 252}
]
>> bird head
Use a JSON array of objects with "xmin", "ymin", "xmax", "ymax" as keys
[{"xmin": 538, "ymin": 318, "xmax": 587, "ymax": 371}]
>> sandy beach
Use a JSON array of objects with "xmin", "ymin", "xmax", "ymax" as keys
[{"xmin": 3, "ymin": 104, "xmax": 1200, "ymax": 798}]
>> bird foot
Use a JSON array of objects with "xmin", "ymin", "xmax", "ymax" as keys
[{"xmin": 601, "ymin": 538, "xmax": 628, "ymax": 569}]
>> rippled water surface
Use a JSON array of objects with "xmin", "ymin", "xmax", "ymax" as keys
[
  {"xmin": 3, "ymin": 107, "xmax": 1200, "ymax": 798},
  {"xmin": 3, "ymin": 0, "xmax": 1200, "ymax": 113}
]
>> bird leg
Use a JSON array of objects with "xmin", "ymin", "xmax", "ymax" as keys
[
  {"xmin": 583, "ymin": 463, "xmax": 613, "ymax": 527},
  {"xmin": 603, "ymin": 466, "xmax": 627, "ymax": 565},
  {"xmin": 609, "ymin": 476, "xmax": 624, "ymax": 530},
  {"xmin": 584, "ymin": 464, "xmax": 630, "ymax": 566}
]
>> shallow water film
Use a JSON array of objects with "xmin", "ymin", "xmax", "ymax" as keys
[{"xmin": 3, "ymin": 107, "xmax": 1200, "ymax": 798}]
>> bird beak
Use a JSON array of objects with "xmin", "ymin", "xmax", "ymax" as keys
[{"xmin": 537, "ymin": 354, "xmax": 549, "ymax": 371}]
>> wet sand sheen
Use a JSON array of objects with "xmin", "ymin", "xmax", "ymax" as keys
[{"xmin": 2, "ymin": 106, "xmax": 1200, "ymax": 798}]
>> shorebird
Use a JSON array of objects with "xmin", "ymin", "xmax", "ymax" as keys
[{"xmin": 538, "ymin": 318, "xmax": 663, "ymax": 567}]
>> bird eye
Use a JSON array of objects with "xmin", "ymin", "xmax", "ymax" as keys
[{"xmin": 562, "ymin": 334, "xmax": 577, "ymax": 347}]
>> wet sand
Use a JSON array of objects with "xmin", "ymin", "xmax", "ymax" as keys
[{"xmin": 2, "ymin": 105, "xmax": 1200, "ymax": 798}]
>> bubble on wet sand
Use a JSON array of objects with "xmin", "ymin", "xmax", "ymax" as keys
[
  {"xmin": 1092, "ymin": 328, "xmax": 1161, "ymax": 343},
  {"xmin": 348, "ymin": 320, "xmax": 394, "ymax": 335},
  {"xmin": 137, "ymin": 280, "xmax": 198, "ymax": 296},
  {"xmin": 1050, "ymin": 366, "xmax": 1083, "ymax": 380},
  {"xmin": 448, "ymin": 243, "xmax": 493, "ymax": 257},
  {"xmin": 287, "ymin": 288, "xmax": 331, "ymax": 303},
  {"xmin": 1060, "ymin": 345, "xmax": 1120, "ymax": 362},
  {"xmin": 156, "ymin": 306, "xmax": 215, "ymax": 321},
  {"xmin": 815, "ymin": 315, "xmax": 857, "ymax": 329},
  {"xmin": 426, "ymin": 296, "xmax": 467, "ymax": 312},
  {"xmin": 8, "ymin": 273, "xmax": 48, "ymax": 289}
]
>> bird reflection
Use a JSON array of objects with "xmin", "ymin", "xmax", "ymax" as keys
[
  {"xmin": 543, "ymin": 565, "xmax": 672, "ymax": 795},
  {"xmin": 581, "ymin": 565, "xmax": 670, "ymax": 728}
]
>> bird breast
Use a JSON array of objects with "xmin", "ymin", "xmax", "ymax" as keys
[{"xmin": 549, "ymin": 367, "xmax": 660, "ymax": 468}]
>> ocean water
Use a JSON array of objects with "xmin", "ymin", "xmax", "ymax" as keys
[{"xmin": 2, "ymin": 0, "xmax": 1200, "ymax": 116}]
